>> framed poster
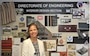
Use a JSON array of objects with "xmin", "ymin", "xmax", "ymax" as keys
[
  {"xmin": 77, "ymin": 47, "xmax": 88, "ymax": 55},
  {"xmin": 3, "ymin": 27, "xmax": 11, "ymax": 34},
  {"xmin": 72, "ymin": 9, "xmax": 85, "ymax": 19},
  {"xmin": 76, "ymin": 44, "xmax": 88, "ymax": 56},
  {"xmin": 51, "ymin": 52, "xmax": 60, "ymax": 56},
  {"xmin": 68, "ymin": 51, "xmax": 76, "ymax": 56},
  {"xmin": 67, "ymin": 44, "xmax": 76, "ymax": 50},
  {"xmin": 19, "ymin": 23, "xmax": 25, "ymax": 27},
  {"xmin": 57, "ymin": 38, "xmax": 66, "ymax": 45},
  {"xmin": 43, "ymin": 40, "xmax": 56, "ymax": 51},
  {"xmin": 60, "ymin": 52, "xmax": 67, "ymax": 56},
  {"xmin": 26, "ymin": 16, "xmax": 35, "ymax": 27}
]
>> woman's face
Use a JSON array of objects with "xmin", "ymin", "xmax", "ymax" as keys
[{"xmin": 29, "ymin": 25, "xmax": 38, "ymax": 38}]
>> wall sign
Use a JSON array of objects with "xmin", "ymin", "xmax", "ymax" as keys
[{"xmin": 14, "ymin": 2, "xmax": 88, "ymax": 14}]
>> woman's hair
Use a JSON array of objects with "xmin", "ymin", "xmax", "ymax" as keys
[{"xmin": 27, "ymin": 23, "xmax": 38, "ymax": 39}]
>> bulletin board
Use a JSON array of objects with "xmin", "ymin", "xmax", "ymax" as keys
[{"xmin": 0, "ymin": 2, "xmax": 89, "ymax": 56}]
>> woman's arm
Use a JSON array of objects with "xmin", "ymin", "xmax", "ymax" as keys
[{"xmin": 21, "ymin": 41, "xmax": 28, "ymax": 56}]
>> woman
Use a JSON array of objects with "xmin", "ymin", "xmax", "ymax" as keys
[{"xmin": 22, "ymin": 23, "xmax": 45, "ymax": 56}]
